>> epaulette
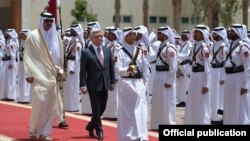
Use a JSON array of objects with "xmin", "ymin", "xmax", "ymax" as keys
[
  {"xmin": 220, "ymin": 42, "xmax": 226, "ymax": 47},
  {"xmin": 238, "ymin": 40, "xmax": 250, "ymax": 52},
  {"xmin": 168, "ymin": 43, "xmax": 176, "ymax": 48},
  {"xmin": 239, "ymin": 40, "xmax": 247, "ymax": 47},
  {"xmin": 135, "ymin": 45, "xmax": 143, "ymax": 50},
  {"xmin": 74, "ymin": 38, "xmax": 80, "ymax": 42},
  {"xmin": 167, "ymin": 43, "xmax": 177, "ymax": 53},
  {"xmin": 201, "ymin": 42, "xmax": 208, "ymax": 48},
  {"xmin": 114, "ymin": 43, "xmax": 122, "ymax": 50}
]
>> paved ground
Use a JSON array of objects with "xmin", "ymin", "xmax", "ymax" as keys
[
  {"xmin": 146, "ymin": 96, "xmax": 185, "ymax": 127},
  {"xmin": 176, "ymin": 107, "xmax": 185, "ymax": 124},
  {"xmin": 0, "ymin": 95, "xmax": 185, "ymax": 140}
]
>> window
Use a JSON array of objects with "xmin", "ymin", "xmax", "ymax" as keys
[
  {"xmin": 181, "ymin": 17, "xmax": 189, "ymax": 24},
  {"xmin": 149, "ymin": 16, "xmax": 157, "ymax": 23},
  {"xmin": 159, "ymin": 17, "xmax": 167, "ymax": 23},
  {"xmin": 123, "ymin": 16, "xmax": 131, "ymax": 23},
  {"xmin": 191, "ymin": 16, "xmax": 200, "ymax": 24}
]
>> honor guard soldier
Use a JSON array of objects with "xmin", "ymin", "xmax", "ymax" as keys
[
  {"xmin": 17, "ymin": 29, "xmax": 31, "ymax": 104},
  {"xmin": 184, "ymin": 25, "xmax": 212, "ymax": 125},
  {"xmin": 116, "ymin": 27, "xmax": 149, "ymax": 141},
  {"xmin": 2, "ymin": 29, "xmax": 18, "ymax": 101},
  {"xmin": 210, "ymin": 27, "xmax": 229, "ymax": 124},
  {"xmin": 223, "ymin": 24, "xmax": 250, "ymax": 124},
  {"xmin": 102, "ymin": 27, "xmax": 122, "ymax": 120},
  {"xmin": 85, "ymin": 21, "xmax": 101, "ymax": 48},
  {"xmin": 176, "ymin": 30, "xmax": 193, "ymax": 107},
  {"xmin": 63, "ymin": 24, "xmax": 83, "ymax": 112},
  {"xmin": 150, "ymin": 26, "xmax": 178, "ymax": 129}
]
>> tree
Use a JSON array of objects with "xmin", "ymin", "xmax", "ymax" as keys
[
  {"xmin": 71, "ymin": 0, "xmax": 97, "ymax": 24},
  {"xmin": 114, "ymin": 0, "xmax": 121, "ymax": 28},
  {"xmin": 172, "ymin": 0, "xmax": 182, "ymax": 32},
  {"xmin": 242, "ymin": 0, "xmax": 249, "ymax": 26},
  {"xmin": 208, "ymin": 0, "xmax": 220, "ymax": 28},
  {"xmin": 192, "ymin": 0, "xmax": 239, "ymax": 28},
  {"xmin": 143, "ymin": 0, "xmax": 149, "ymax": 28},
  {"xmin": 192, "ymin": 0, "xmax": 208, "ymax": 23},
  {"xmin": 220, "ymin": 0, "xmax": 239, "ymax": 28}
]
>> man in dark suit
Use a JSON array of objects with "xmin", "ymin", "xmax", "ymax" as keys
[{"xmin": 80, "ymin": 28, "xmax": 116, "ymax": 140}]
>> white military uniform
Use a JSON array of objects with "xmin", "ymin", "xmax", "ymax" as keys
[
  {"xmin": 2, "ymin": 29, "xmax": 18, "ymax": 100},
  {"xmin": 17, "ymin": 30, "xmax": 31, "ymax": 103},
  {"xmin": 102, "ymin": 40, "xmax": 121, "ymax": 119},
  {"xmin": 150, "ymin": 39, "xmax": 178, "ymax": 128},
  {"xmin": 176, "ymin": 40, "xmax": 193, "ymax": 105},
  {"xmin": 210, "ymin": 32, "xmax": 228, "ymax": 122},
  {"xmin": 63, "ymin": 24, "xmax": 83, "ymax": 112},
  {"xmin": 135, "ymin": 41, "xmax": 150, "ymax": 95},
  {"xmin": 63, "ymin": 37, "xmax": 82, "ymax": 111},
  {"xmin": 184, "ymin": 26, "xmax": 212, "ymax": 124},
  {"xmin": 116, "ymin": 28, "xmax": 149, "ymax": 141},
  {"xmin": 147, "ymin": 40, "xmax": 160, "ymax": 97},
  {"xmin": 134, "ymin": 25, "xmax": 152, "ymax": 104},
  {"xmin": 223, "ymin": 25, "xmax": 250, "ymax": 124}
]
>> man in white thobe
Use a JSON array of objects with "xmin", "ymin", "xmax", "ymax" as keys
[
  {"xmin": 102, "ymin": 27, "xmax": 122, "ymax": 119},
  {"xmin": 134, "ymin": 25, "xmax": 151, "ymax": 99},
  {"xmin": 147, "ymin": 31, "xmax": 160, "ymax": 97},
  {"xmin": 223, "ymin": 24, "xmax": 250, "ymax": 124},
  {"xmin": 150, "ymin": 26, "xmax": 178, "ymax": 129},
  {"xmin": 17, "ymin": 29, "xmax": 31, "ymax": 103},
  {"xmin": 116, "ymin": 27, "xmax": 149, "ymax": 141},
  {"xmin": 210, "ymin": 27, "xmax": 228, "ymax": 124},
  {"xmin": 1, "ymin": 29, "xmax": 18, "ymax": 101},
  {"xmin": 176, "ymin": 30, "xmax": 193, "ymax": 107},
  {"xmin": 184, "ymin": 25, "xmax": 212, "ymax": 125},
  {"xmin": 63, "ymin": 24, "xmax": 83, "ymax": 112},
  {"xmin": 84, "ymin": 21, "xmax": 101, "ymax": 48},
  {"xmin": 24, "ymin": 12, "xmax": 65, "ymax": 140}
]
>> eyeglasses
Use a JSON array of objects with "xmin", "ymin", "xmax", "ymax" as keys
[{"xmin": 44, "ymin": 19, "xmax": 53, "ymax": 23}]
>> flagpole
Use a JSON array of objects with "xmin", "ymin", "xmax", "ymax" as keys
[{"xmin": 58, "ymin": 6, "xmax": 63, "ymax": 33}]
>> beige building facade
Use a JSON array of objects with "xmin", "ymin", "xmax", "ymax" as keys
[{"xmin": 0, "ymin": 0, "xmax": 248, "ymax": 33}]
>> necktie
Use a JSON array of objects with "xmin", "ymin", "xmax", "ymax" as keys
[{"xmin": 97, "ymin": 47, "xmax": 104, "ymax": 66}]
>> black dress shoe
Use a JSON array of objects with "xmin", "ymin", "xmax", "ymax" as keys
[
  {"xmin": 58, "ymin": 121, "xmax": 69, "ymax": 128},
  {"xmin": 85, "ymin": 126, "xmax": 95, "ymax": 137},
  {"xmin": 3, "ymin": 98, "xmax": 15, "ymax": 101},
  {"xmin": 176, "ymin": 102, "xmax": 186, "ymax": 107},
  {"xmin": 211, "ymin": 120, "xmax": 223, "ymax": 125},
  {"xmin": 97, "ymin": 131, "xmax": 103, "ymax": 140}
]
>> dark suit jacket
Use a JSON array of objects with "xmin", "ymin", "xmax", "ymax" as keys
[{"xmin": 80, "ymin": 45, "xmax": 116, "ymax": 92}]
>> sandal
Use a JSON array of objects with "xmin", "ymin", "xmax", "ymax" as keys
[{"xmin": 39, "ymin": 136, "xmax": 52, "ymax": 141}]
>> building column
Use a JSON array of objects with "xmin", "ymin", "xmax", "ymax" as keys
[{"xmin": 10, "ymin": 0, "xmax": 21, "ymax": 32}]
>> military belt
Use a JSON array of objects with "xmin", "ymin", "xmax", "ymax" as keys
[
  {"xmin": 211, "ymin": 62, "xmax": 224, "ymax": 68},
  {"xmin": 155, "ymin": 65, "xmax": 169, "ymax": 71},
  {"xmin": 192, "ymin": 65, "xmax": 204, "ymax": 72},
  {"xmin": 225, "ymin": 65, "xmax": 244, "ymax": 74}
]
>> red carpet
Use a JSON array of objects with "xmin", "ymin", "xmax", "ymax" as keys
[{"xmin": 0, "ymin": 102, "xmax": 158, "ymax": 141}]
